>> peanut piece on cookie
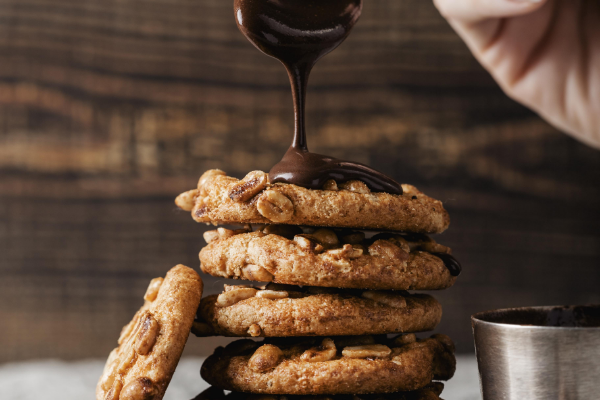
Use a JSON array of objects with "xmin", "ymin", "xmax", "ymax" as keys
[
  {"xmin": 342, "ymin": 344, "xmax": 392, "ymax": 359},
  {"xmin": 242, "ymin": 264, "xmax": 274, "ymax": 282},
  {"xmin": 249, "ymin": 344, "xmax": 283, "ymax": 373},
  {"xmin": 143, "ymin": 278, "xmax": 163, "ymax": 302},
  {"xmin": 175, "ymin": 189, "xmax": 198, "ymax": 211},
  {"xmin": 300, "ymin": 338, "xmax": 337, "ymax": 362},
  {"xmin": 229, "ymin": 171, "xmax": 269, "ymax": 202},
  {"xmin": 217, "ymin": 287, "xmax": 257, "ymax": 307},
  {"xmin": 339, "ymin": 180, "xmax": 370, "ymax": 194},
  {"xmin": 257, "ymin": 190, "xmax": 294, "ymax": 222},
  {"xmin": 134, "ymin": 313, "xmax": 159, "ymax": 355}
]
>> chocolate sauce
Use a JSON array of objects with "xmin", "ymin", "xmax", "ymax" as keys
[
  {"xmin": 432, "ymin": 252, "xmax": 462, "ymax": 277},
  {"xmin": 234, "ymin": 0, "xmax": 403, "ymax": 195}
]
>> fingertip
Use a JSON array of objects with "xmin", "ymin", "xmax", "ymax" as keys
[{"xmin": 434, "ymin": 0, "xmax": 548, "ymax": 23}]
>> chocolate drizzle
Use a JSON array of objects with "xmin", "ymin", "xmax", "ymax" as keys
[
  {"xmin": 433, "ymin": 253, "xmax": 462, "ymax": 277},
  {"xmin": 234, "ymin": 0, "xmax": 402, "ymax": 195}
]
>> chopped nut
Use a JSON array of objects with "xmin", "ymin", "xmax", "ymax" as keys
[
  {"xmin": 368, "ymin": 240, "xmax": 409, "ymax": 261},
  {"xmin": 371, "ymin": 233, "xmax": 424, "ymax": 253},
  {"xmin": 322, "ymin": 179, "xmax": 338, "ymax": 191},
  {"xmin": 393, "ymin": 233, "xmax": 432, "ymax": 251},
  {"xmin": 191, "ymin": 320, "xmax": 215, "ymax": 337},
  {"xmin": 327, "ymin": 244, "xmax": 363, "ymax": 259},
  {"xmin": 224, "ymin": 284, "xmax": 253, "ymax": 292},
  {"xmin": 242, "ymin": 265, "xmax": 274, "ymax": 282},
  {"xmin": 203, "ymin": 230, "xmax": 220, "ymax": 244},
  {"xmin": 361, "ymin": 291, "xmax": 407, "ymax": 308},
  {"xmin": 248, "ymin": 324, "xmax": 262, "ymax": 337},
  {"xmin": 229, "ymin": 171, "xmax": 269, "ymax": 202},
  {"xmin": 118, "ymin": 313, "xmax": 139, "ymax": 345},
  {"xmin": 119, "ymin": 377, "xmax": 157, "ymax": 400},
  {"xmin": 143, "ymin": 277, "xmax": 163, "ymax": 302},
  {"xmin": 135, "ymin": 313, "xmax": 159, "ymax": 355},
  {"xmin": 339, "ymin": 180, "xmax": 370, "ymax": 194},
  {"xmin": 198, "ymin": 169, "xmax": 226, "ymax": 195},
  {"xmin": 175, "ymin": 189, "xmax": 198, "ymax": 211},
  {"xmin": 300, "ymin": 338, "xmax": 337, "ymax": 362},
  {"xmin": 418, "ymin": 241, "xmax": 451, "ymax": 254},
  {"xmin": 249, "ymin": 344, "xmax": 283, "ymax": 372},
  {"xmin": 294, "ymin": 235, "xmax": 324, "ymax": 253},
  {"xmin": 216, "ymin": 287, "xmax": 258, "ymax": 307},
  {"xmin": 257, "ymin": 190, "xmax": 294, "ymax": 222},
  {"xmin": 390, "ymin": 236, "xmax": 411, "ymax": 253},
  {"xmin": 217, "ymin": 227, "xmax": 236, "ymax": 240},
  {"xmin": 392, "ymin": 333, "xmax": 416, "ymax": 346},
  {"xmin": 311, "ymin": 229, "xmax": 340, "ymax": 248},
  {"xmin": 342, "ymin": 344, "xmax": 391, "ymax": 359},
  {"xmin": 104, "ymin": 380, "xmax": 123, "ymax": 400},
  {"xmin": 117, "ymin": 347, "xmax": 136, "ymax": 374},
  {"xmin": 341, "ymin": 232, "xmax": 365, "ymax": 245},
  {"xmin": 263, "ymin": 225, "xmax": 303, "ymax": 239},
  {"xmin": 99, "ymin": 356, "xmax": 117, "ymax": 390},
  {"xmin": 256, "ymin": 290, "xmax": 289, "ymax": 300}
]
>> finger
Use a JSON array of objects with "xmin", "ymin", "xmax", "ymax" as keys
[
  {"xmin": 437, "ymin": 0, "xmax": 551, "ymax": 61},
  {"xmin": 434, "ymin": 0, "xmax": 548, "ymax": 23}
]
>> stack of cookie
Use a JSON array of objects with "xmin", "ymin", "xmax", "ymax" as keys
[{"xmin": 179, "ymin": 169, "xmax": 460, "ymax": 400}]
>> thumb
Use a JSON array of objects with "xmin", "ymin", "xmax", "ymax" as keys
[{"xmin": 434, "ymin": 0, "xmax": 548, "ymax": 23}]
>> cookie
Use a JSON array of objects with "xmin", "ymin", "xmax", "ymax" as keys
[
  {"xmin": 200, "ymin": 334, "xmax": 456, "ymax": 395},
  {"xmin": 194, "ymin": 284, "xmax": 442, "ymax": 337},
  {"xmin": 96, "ymin": 265, "xmax": 203, "ymax": 400},
  {"xmin": 191, "ymin": 383, "xmax": 446, "ymax": 400},
  {"xmin": 176, "ymin": 170, "xmax": 450, "ymax": 234},
  {"xmin": 199, "ymin": 228, "xmax": 458, "ymax": 290}
]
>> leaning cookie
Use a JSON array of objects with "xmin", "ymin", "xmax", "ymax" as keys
[
  {"xmin": 191, "ymin": 383, "xmax": 446, "ymax": 400},
  {"xmin": 194, "ymin": 284, "xmax": 442, "ymax": 337},
  {"xmin": 96, "ymin": 265, "xmax": 203, "ymax": 400},
  {"xmin": 200, "ymin": 334, "xmax": 456, "ymax": 395},
  {"xmin": 200, "ymin": 227, "xmax": 459, "ymax": 290},
  {"xmin": 176, "ymin": 169, "xmax": 450, "ymax": 234}
]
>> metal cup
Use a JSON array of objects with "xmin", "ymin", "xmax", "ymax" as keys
[{"xmin": 472, "ymin": 305, "xmax": 600, "ymax": 400}]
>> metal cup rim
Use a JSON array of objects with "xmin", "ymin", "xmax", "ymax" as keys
[{"xmin": 471, "ymin": 304, "xmax": 600, "ymax": 331}]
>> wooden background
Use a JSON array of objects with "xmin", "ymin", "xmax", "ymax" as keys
[{"xmin": 1, "ymin": 0, "xmax": 599, "ymax": 362}]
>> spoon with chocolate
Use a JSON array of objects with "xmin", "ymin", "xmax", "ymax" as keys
[{"xmin": 234, "ymin": 0, "xmax": 403, "ymax": 195}]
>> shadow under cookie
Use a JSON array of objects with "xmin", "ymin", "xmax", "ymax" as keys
[{"xmin": 191, "ymin": 383, "xmax": 446, "ymax": 400}]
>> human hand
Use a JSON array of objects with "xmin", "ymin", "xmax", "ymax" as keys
[{"xmin": 433, "ymin": 0, "xmax": 600, "ymax": 149}]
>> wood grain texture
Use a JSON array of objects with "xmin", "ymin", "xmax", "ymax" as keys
[{"xmin": 1, "ymin": 0, "xmax": 599, "ymax": 362}]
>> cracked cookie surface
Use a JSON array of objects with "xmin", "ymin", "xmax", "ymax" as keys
[
  {"xmin": 176, "ymin": 170, "xmax": 450, "ymax": 234},
  {"xmin": 199, "ymin": 228, "xmax": 457, "ymax": 290},
  {"xmin": 195, "ymin": 284, "xmax": 442, "ymax": 337},
  {"xmin": 191, "ymin": 383, "xmax": 446, "ymax": 400},
  {"xmin": 96, "ymin": 265, "xmax": 203, "ymax": 400},
  {"xmin": 200, "ymin": 334, "xmax": 456, "ymax": 395}
]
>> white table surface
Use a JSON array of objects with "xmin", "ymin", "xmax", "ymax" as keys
[{"xmin": 0, "ymin": 356, "xmax": 481, "ymax": 400}]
